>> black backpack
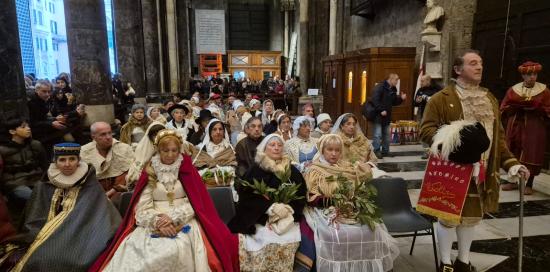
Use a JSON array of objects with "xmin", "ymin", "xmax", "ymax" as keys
[{"xmin": 362, "ymin": 100, "xmax": 376, "ymax": 121}]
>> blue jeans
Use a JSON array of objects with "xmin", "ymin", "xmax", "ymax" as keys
[{"xmin": 373, "ymin": 122, "xmax": 391, "ymax": 154}]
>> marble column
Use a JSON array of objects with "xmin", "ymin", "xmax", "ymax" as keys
[
  {"xmin": 284, "ymin": 10, "xmax": 289, "ymax": 57},
  {"xmin": 0, "ymin": 0, "xmax": 28, "ymax": 138},
  {"xmin": 141, "ymin": 0, "xmax": 162, "ymax": 102},
  {"xmin": 64, "ymin": 0, "xmax": 114, "ymax": 125},
  {"xmin": 176, "ymin": 0, "xmax": 191, "ymax": 94},
  {"xmin": 113, "ymin": 0, "xmax": 146, "ymax": 104},
  {"xmin": 328, "ymin": 0, "xmax": 337, "ymax": 55},
  {"xmin": 298, "ymin": 0, "xmax": 309, "ymax": 91},
  {"xmin": 165, "ymin": 0, "xmax": 179, "ymax": 94}
]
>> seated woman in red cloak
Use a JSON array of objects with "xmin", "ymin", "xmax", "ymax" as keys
[{"xmin": 90, "ymin": 129, "xmax": 239, "ymax": 272}]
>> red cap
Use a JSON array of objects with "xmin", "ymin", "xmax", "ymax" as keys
[
  {"xmin": 518, "ymin": 61, "xmax": 542, "ymax": 74},
  {"xmin": 209, "ymin": 93, "xmax": 221, "ymax": 100}
]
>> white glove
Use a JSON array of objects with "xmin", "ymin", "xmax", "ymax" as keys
[{"xmin": 507, "ymin": 165, "xmax": 530, "ymax": 184}]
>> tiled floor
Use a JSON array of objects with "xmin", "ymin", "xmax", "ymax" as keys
[{"xmin": 380, "ymin": 144, "xmax": 550, "ymax": 272}]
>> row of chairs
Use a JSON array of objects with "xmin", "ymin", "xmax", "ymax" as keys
[{"xmin": 118, "ymin": 178, "xmax": 438, "ymax": 271}]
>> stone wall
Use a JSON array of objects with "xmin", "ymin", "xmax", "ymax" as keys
[{"xmin": 332, "ymin": 0, "xmax": 477, "ymax": 84}]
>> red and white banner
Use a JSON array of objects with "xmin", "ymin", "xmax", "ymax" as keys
[{"xmin": 417, "ymin": 155, "xmax": 474, "ymax": 224}]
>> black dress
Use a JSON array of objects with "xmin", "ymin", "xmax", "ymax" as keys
[{"xmin": 228, "ymin": 163, "xmax": 307, "ymax": 235}]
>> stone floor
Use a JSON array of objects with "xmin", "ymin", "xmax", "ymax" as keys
[{"xmin": 379, "ymin": 144, "xmax": 550, "ymax": 272}]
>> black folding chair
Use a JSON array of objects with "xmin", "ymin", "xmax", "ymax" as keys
[
  {"xmin": 207, "ymin": 187, "xmax": 236, "ymax": 224},
  {"xmin": 372, "ymin": 178, "xmax": 439, "ymax": 272}
]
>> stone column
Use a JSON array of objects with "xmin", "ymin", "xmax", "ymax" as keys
[
  {"xmin": 166, "ymin": 0, "xmax": 179, "ymax": 94},
  {"xmin": 328, "ymin": 0, "xmax": 337, "ymax": 55},
  {"xmin": 284, "ymin": 10, "xmax": 289, "ymax": 57},
  {"xmin": 0, "ymin": 0, "xmax": 28, "ymax": 136},
  {"xmin": 176, "ymin": 0, "xmax": 191, "ymax": 94},
  {"xmin": 298, "ymin": 0, "xmax": 309, "ymax": 91},
  {"xmin": 64, "ymin": 0, "xmax": 114, "ymax": 125},
  {"xmin": 141, "ymin": 0, "xmax": 162, "ymax": 102},
  {"xmin": 113, "ymin": 0, "xmax": 147, "ymax": 104}
]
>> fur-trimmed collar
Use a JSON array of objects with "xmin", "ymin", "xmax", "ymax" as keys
[{"xmin": 256, "ymin": 152, "xmax": 291, "ymax": 174}]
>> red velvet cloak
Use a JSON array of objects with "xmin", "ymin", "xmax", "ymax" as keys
[
  {"xmin": 501, "ymin": 86, "xmax": 550, "ymax": 176},
  {"xmin": 89, "ymin": 154, "xmax": 239, "ymax": 271}
]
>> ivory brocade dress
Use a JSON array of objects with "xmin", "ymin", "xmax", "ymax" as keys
[{"xmin": 103, "ymin": 155, "xmax": 211, "ymax": 272}]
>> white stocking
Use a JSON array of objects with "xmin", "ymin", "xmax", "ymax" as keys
[
  {"xmin": 456, "ymin": 225, "xmax": 476, "ymax": 264},
  {"xmin": 437, "ymin": 222, "xmax": 455, "ymax": 265}
]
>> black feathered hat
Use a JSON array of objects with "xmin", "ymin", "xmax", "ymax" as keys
[{"xmin": 430, "ymin": 120, "xmax": 490, "ymax": 164}]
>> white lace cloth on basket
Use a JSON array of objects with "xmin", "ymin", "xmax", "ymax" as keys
[{"xmin": 304, "ymin": 207, "xmax": 400, "ymax": 272}]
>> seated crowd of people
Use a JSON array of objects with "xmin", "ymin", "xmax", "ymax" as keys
[{"xmin": 0, "ymin": 79, "xmax": 400, "ymax": 271}]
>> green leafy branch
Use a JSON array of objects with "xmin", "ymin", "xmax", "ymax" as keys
[
  {"xmin": 237, "ymin": 177, "xmax": 304, "ymax": 204},
  {"xmin": 328, "ymin": 175, "xmax": 382, "ymax": 230}
]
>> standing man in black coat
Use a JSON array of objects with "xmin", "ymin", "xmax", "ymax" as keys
[
  {"xmin": 370, "ymin": 73, "xmax": 407, "ymax": 158},
  {"xmin": 414, "ymin": 75, "xmax": 441, "ymax": 122}
]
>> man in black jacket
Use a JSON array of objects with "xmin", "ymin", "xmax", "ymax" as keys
[
  {"xmin": 27, "ymin": 80, "xmax": 66, "ymax": 157},
  {"xmin": 370, "ymin": 73, "xmax": 407, "ymax": 158},
  {"xmin": 414, "ymin": 75, "xmax": 441, "ymax": 122}
]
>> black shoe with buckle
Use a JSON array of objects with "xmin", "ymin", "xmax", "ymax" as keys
[
  {"xmin": 453, "ymin": 259, "xmax": 477, "ymax": 272},
  {"xmin": 440, "ymin": 262, "xmax": 454, "ymax": 272}
]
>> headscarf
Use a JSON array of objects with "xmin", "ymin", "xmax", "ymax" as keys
[
  {"xmin": 193, "ymin": 119, "xmax": 234, "ymax": 164},
  {"xmin": 312, "ymin": 134, "xmax": 344, "ymax": 162},
  {"xmin": 261, "ymin": 99, "xmax": 274, "ymax": 125},
  {"xmin": 146, "ymin": 106, "xmax": 167, "ymax": 124},
  {"xmin": 254, "ymin": 134, "xmax": 285, "ymax": 164},
  {"xmin": 292, "ymin": 116, "xmax": 315, "ymax": 137},
  {"xmin": 232, "ymin": 100, "xmax": 245, "ymax": 111},
  {"xmin": 126, "ymin": 121, "xmax": 166, "ymax": 185},
  {"xmin": 249, "ymin": 99, "xmax": 261, "ymax": 109},
  {"xmin": 331, "ymin": 113, "xmax": 363, "ymax": 137}
]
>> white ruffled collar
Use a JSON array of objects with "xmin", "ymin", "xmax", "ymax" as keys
[
  {"xmin": 151, "ymin": 154, "xmax": 183, "ymax": 185},
  {"xmin": 47, "ymin": 163, "xmax": 89, "ymax": 189}
]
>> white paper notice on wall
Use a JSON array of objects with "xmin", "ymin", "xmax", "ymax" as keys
[
  {"xmin": 195, "ymin": 9, "xmax": 226, "ymax": 54},
  {"xmin": 332, "ymin": 78, "xmax": 336, "ymax": 88},
  {"xmin": 308, "ymin": 89, "xmax": 319, "ymax": 96}
]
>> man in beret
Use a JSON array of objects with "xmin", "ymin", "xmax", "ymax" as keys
[
  {"xmin": 420, "ymin": 50, "xmax": 529, "ymax": 272},
  {"xmin": 501, "ymin": 61, "xmax": 550, "ymax": 195}
]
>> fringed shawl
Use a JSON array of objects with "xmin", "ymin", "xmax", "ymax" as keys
[
  {"xmin": 192, "ymin": 146, "xmax": 237, "ymax": 169},
  {"xmin": 338, "ymin": 132, "xmax": 378, "ymax": 164},
  {"xmin": 305, "ymin": 160, "xmax": 372, "ymax": 202}
]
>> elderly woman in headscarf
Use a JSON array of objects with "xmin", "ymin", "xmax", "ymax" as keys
[
  {"xmin": 332, "ymin": 113, "xmax": 378, "ymax": 165},
  {"xmin": 228, "ymin": 134, "xmax": 307, "ymax": 272},
  {"xmin": 120, "ymin": 104, "xmax": 152, "ymax": 150},
  {"xmin": 273, "ymin": 113, "xmax": 292, "ymax": 142},
  {"xmin": 284, "ymin": 116, "xmax": 318, "ymax": 172},
  {"xmin": 260, "ymin": 99, "xmax": 275, "ymax": 126},
  {"xmin": 191, "ymin": 119, "xmax": 237, "ymax": 188},
  {"xmin": 248, "ymin": 98, "xmax": 262, "ymax": 117},
  {"xmin": 300, "ymin": 134, "xmax": 399, "ymax": 272},
  {"xmin": 146, "ymin": 106, "xmax": 167, "ymax": 124}
]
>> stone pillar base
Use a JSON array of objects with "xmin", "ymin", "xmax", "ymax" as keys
[
  {"xmin": 83, "ymin": 104, "xmax": 115, "ymax": 126},
  {"xmin": 134, "ymin": 97, "xmax": 147, "ymax": 105}
]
